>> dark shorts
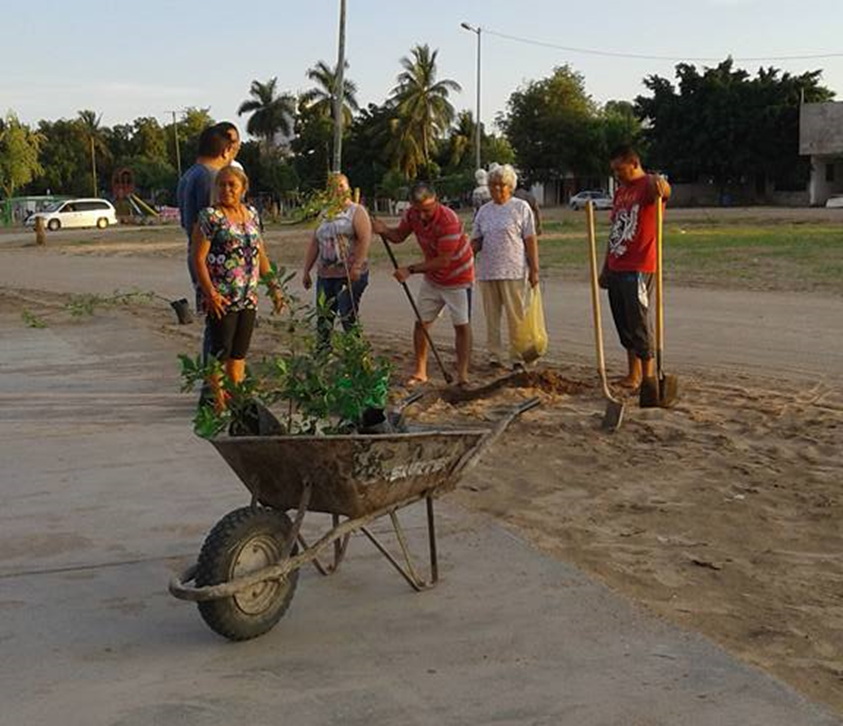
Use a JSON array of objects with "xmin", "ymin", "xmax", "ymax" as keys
[
  {"xmin": 606, "ymin": 271, "xmax": 654, "ymax": 360},
  {"xmin": 208, "ymin": 309, "xmax": 257, "ymax": 361}
]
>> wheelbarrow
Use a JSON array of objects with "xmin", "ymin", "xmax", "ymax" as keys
[{"xmin": 169, "ymin": 397, "xmax": 540, "ymax": 641}]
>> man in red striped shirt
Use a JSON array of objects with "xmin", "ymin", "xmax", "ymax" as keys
[{"xmin": 373, "ymin": 182, "xmax": 474, "ymax": 386}]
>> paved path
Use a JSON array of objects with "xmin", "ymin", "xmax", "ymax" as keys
[{"xmin": 0, "ymin": 313, "xmax": 839, "ymax": 725}]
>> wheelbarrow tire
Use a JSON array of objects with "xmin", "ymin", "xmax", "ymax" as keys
[{"xmin": 194, "ymin": 506, "xmax": 299, "ymax": 641}]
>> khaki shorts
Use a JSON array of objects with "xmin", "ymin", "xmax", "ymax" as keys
[{"xmin": 417, "ymin": 278, "xmax": 472, "ymax": 326}]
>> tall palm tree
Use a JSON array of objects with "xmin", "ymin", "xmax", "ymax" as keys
[
  {"xmin": 77, "ymin": 109, "xmax": 109, "ymax": 195},
  {"xmin": 390, "ymin": 44, "xmax": 461, "ymax": 170},
  {"xmin": 301, "ymin": 60, "xmax": 360, "ymax": 126},
  {"xmin": 238, "ymin": 78, "xmax": 296, "ymax": 152}
]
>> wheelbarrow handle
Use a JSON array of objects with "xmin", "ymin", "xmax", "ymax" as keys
[{"xmin": 451, "ymin": 397, "xmax": 541, "ymax": 477}]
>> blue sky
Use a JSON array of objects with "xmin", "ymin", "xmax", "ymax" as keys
[{"xmin": 3, "ymin": 0, "xmax": 841, "ymax": 135}]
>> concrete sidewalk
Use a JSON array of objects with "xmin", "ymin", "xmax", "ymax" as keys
[{"xmin": 0, "ymin": 313, "xmax": 839, "ymax": 726}]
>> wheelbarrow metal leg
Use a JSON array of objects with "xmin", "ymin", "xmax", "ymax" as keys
[
  {"xmin": 359, "ymin": 495, "xmax": 440, "ymax": 592},
  {"xmin": 360, "ymin": 524, "xmax": 427, "ymax": 592},
  {"xmin": 282, "ymin": 479, "xmax": 312, "ymax": 561},
  {"xmin": 298, "ymin": 514, "xmax": 351, "ymax": 577},
  {"xmin": 427, "ymin": 496, "xmax": 439, "ymax": 584}
]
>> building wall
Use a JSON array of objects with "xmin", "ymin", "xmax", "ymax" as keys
[
  {"xmin": 808, "ymin": 155, "xmax": 843, "ymax": 206},
  {"xmin": 800, "ymin": 103, "xmax": 843, "ymax": 156}
]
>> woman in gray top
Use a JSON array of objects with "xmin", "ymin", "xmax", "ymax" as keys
[{"xmin": 302, "ymin": 173, "xmax": 372, "ymax": 346}]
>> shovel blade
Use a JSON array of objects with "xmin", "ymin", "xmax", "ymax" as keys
[
  {"xmin": 601, "ymin": 399, "xmax": 625, "ymax": 431},
  {"xmin": 639, "ymin": 375, "xmax": 679, "ymax": 409},
  {"xmin": 658, "ymin": 374, "xmax": 680, "ymax": 408}
]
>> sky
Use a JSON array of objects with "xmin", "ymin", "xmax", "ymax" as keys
[{"xmin": 2, "ymin": 0, "xmax": 842, "ymax": 136}]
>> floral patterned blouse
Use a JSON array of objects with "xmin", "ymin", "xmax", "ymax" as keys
[{"xmin": 197, "ymin": 205, "xmax": 262, "ymax": 313}]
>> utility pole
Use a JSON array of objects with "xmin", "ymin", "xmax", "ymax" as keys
[
  {"xmin": 332, "ymin": 0, "xmax": 347, "ymax": 173},
  {"xmin": 171, "ymin": 111, "xmax": 182, "ymax": 178},
  {"xmin": 90, "ymin": 136, "xmax": 98, "ymax": 196},
  {"xmin": 461, "ymin": 22, "xmax": 482, "ymax": 170}
]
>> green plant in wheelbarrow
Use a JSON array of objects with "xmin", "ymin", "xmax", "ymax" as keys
[{"xmin": 179, "ymin": 264, "xmax": 393, "ymax": 438}]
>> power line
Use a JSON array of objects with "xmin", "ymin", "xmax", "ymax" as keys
[{"xmin": 483, "ymin": 28, "xmax": 843, "ymax": 63}]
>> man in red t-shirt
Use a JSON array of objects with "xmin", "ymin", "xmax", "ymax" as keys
[
  {"xmin": 600, "ymin": 145, "xmax": 671, "ymax": 389},
  {"xmin": 372, "ymin": 182, "xmax": 474, "ymax": 386}
]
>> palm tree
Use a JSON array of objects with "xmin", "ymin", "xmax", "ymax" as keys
[
  {"xmin": 301, "ymin": 60, "xmax": 360, "ymax": 127},
  {"xmin": 238, "ymin": 78, "xmax": 296, "ymax": 153},
  {"xmin": 447, "ymin": 110, "xmax": 475, "ymax": 168},
  {"xmin": 386, "ymin": 115, "xmax": 425, "ymax": 180},
  {"xmin": 390, "ymin": 44, "xmax": 461, "ymax": 171},
  {"xmin": 77, "ymin": 109, "xmax": 109, "ymax": 195}
]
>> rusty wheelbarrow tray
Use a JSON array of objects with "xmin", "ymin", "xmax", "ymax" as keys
[{"xmin": 169, "ymin": 397, "xmax": 539, "ymax": 641}]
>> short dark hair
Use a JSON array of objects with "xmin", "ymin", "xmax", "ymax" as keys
[
  {"xmin": 197, "ymin": 126, "xmax": 231, "ymax": 158},
  {"xmin": 212, "ymin": 121, "xmax": 240, "ymax": 140},
  {"xmin": 410, "ymin": 181, "xmax": 437, "ymax": 203},
  {"xmin": 609, "ymin": 144, "xmax": 640, "ymax": 164}
]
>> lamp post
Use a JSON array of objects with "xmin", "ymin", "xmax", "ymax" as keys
[
  {"xmin": 460, "ymin": 22, "xmax": 482, "ymax": 170},
  {"xmin": 332, "ymin": 0, "xmax": 347, "ymax": 173}
]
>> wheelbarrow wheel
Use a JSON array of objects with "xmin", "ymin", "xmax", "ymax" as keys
[{"xmin": 194, "ymin": 506, "xmax": 299, "ymax": 641}]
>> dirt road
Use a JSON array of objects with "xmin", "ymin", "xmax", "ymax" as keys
[{"xmin": 0, "ymin": 245, "xmax": 840, "ymax": 384}]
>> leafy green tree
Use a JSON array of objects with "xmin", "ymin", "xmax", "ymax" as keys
[
  {"xmin": 600, "ymin": 100, "xmax": 643, "ymax": 156},
  {"xmin": 635, "ymin": 59, "xmax": 834, "ymax": 189},
  {"xmin": 292, "ymin": 99, "xmax": 333, "ymax": 191},
  {"xmin": 131, "ymin": 117, "xmax": 168, "ymax": 162},
  {"xmin": 238, "ymin": 139, "xmax": 299, "ymax": 199},
  {"xmin": 482, "ymin": 134, "xmax": 516, "ymax": 167},
  {"xmin": 499, "ymin": 65, "xmax": 602, "ymax": 183},
  {"xmin": 165, "ymin": 107, "xmax": 214, "ymax": 169},
  {"xmin": 389, "ymin": 44, "xmax": 461, "ymax": 174},
  {"xmin": 31, "ymin": 119, "xmax": 88, "ymax": 196},
  {"xmin": 122, "ymin": 156, "xmax": 177, "ymax": 203},
  {"xmin": 343, "ymin": 102, "xmax": 395, "ymax": 199},
  {"xmin": 103, "ymin": 124, "xmax": 135, "ymax": 162},
  {"xmin": 0, "ymin": 113, "xmax": 43, "ymax": 199},
  {"xmin": 238, "ymin": 78, "xmax": 296, "ymax": 153}
]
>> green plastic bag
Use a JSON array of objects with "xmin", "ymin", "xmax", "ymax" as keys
[{"xmin": 512, "ymin": 284, "xmax": 548, "ymax": 363}]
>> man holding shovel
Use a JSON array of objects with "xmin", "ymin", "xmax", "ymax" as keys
[
  {"xmin": 372, "ymin": 182, "xmax": 474, "ymax": 387},
  {"xmin": 600, "ymin": 145, "xmax": 671, "ymax": 391}
]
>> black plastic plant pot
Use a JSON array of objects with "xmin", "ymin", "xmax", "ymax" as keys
[{"xmin": 171, "ymin": 298, "xmax": 193, "ymax": 325}]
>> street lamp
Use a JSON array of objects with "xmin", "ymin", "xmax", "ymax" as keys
[{"xmin": 460, "ymin": 22, "xmax": 482, "ymax": 170}]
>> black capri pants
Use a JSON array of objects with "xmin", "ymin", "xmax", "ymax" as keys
[
  {"xmin": 607, "ymin": 271, "xmax": 654, "ymax": 360},
  {"xmin": 208, "ymin": 309, "xmax": 257, "ymax": 361}
]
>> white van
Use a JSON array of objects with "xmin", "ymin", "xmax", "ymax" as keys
[{"xmin": 26, "ymin": 198, "xmax": 118, "ymax": 231}]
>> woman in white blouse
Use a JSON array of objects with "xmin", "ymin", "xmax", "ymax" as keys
[{"xmin": 470, "ymin": 164, "xmax": 540, "ymax": 369}]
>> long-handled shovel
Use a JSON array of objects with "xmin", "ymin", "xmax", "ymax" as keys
[
  {"xmin": 640, "ymin": 194, "xmax": 679, "ymax": 408},
  {"xmin": 586, "ymin": 200, "xmax": 625, "ymax": 431},
  {"xmin": 379, "ymin": 234, "xmax": 453, "ymax": 385}
]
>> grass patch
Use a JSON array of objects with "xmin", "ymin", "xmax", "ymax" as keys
[{"xmin": 538, "ymin": 222, "xmax": 843, "ymax": 293}]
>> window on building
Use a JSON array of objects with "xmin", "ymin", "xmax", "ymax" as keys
[{"xmin": 826, "ymin": 163, "xmax": 836, "ymax": 183}]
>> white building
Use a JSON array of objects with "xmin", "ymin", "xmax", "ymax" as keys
[{"xmin": 800, "ymin": 101, "xmax": 843, "ymax": 206}]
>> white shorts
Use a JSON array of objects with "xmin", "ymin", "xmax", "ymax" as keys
[{"xmin": 417, "ymin": 278, "xmax": 472, "ymax": 327}]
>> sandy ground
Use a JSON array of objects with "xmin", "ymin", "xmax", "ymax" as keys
[{"xmin": 1, "ymin": 218, "xmax": 842, "ymax": 715}]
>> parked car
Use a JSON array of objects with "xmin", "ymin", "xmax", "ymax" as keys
[
  {"xmin": 826, "ymin": 195, "xmax": 843, "ymax": 209},
  {"xmin": 25, "ymin": 198, "xmax": 118, "ymax": 231},
  {"xmin": 569, "ymin": 190, "xmax": 613, "ymax": 211}
]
